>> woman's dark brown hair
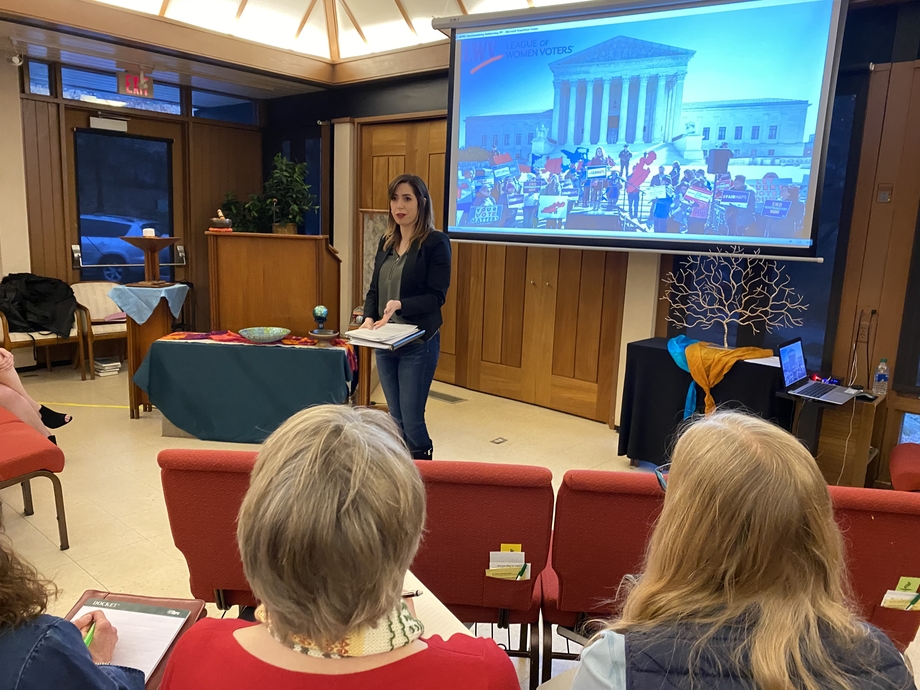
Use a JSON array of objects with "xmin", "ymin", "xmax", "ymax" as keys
[
  {"xmin": 382, "ymin": 174, "xmax": 437, "ymax": 251},
  {"xmin": 0, "ymin": 506, "xmax": 55, "ymax": 628}
]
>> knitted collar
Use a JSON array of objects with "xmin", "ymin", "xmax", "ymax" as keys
[{"xmin": 255, "ymin": 602, "xmax": 424, "ymax": 659}]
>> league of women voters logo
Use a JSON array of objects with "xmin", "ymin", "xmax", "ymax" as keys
[{"xmin": 462, "ymin": 38, "xmax": 574, "ymax": 73}]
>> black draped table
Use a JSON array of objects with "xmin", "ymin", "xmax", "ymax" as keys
[{"xmin": 617, "ymin": 338, "xmax": 794, "ymax": 466}]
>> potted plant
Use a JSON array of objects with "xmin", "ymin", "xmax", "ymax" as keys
[
  {"xmin": 220, "ymin": 154, "xmax": 317, "ymax": 234},
  {"xmin": 264, "ymin": 154, "xmax": 316, "ymax": 234}
]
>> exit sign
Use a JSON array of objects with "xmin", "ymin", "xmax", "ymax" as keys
[{"xmin": 118, "ymin": 71, "xmax": 153, "ymax": 98}]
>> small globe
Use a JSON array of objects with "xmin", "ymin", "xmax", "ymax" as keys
[{"xmin": 313, "ymin": 305, "xmax": 329, "ymax": 321}]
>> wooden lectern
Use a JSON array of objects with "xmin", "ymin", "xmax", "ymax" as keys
[
  {"xmin": 121, "ymin": 236, "xmax": 180, "ymax": 286},
  {"xmin": 207, "ymin": 232, "xmax": 341, "ymax": 334}
]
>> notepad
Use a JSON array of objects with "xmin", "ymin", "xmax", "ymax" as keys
[
  {"xmin": 72, "ymin": 599, "xmax": 190, "ymax": 679},
  {"xmin": 345, "ymin": 324, "xmax": 422, "ymax": 349}
]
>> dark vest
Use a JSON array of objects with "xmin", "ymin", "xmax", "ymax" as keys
[{"xmin": 625, "ymin": 624, "xmax": 915, "ymax": 690}]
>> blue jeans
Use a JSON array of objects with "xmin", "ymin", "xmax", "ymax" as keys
[{"xmin": 376, "ymin": 331, "xmax": 440, "ymax": 455}]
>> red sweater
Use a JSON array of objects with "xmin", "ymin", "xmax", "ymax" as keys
[{"xmin": 160, "ymin": 619, "xmax": 520, "ymax": 690}]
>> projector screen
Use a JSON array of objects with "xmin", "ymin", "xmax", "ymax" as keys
[{"xmin": 444, "ymin": 0, "xmax": 845, "ymax": 258}]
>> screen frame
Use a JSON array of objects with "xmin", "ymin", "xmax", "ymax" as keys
[{"xmin": 441, "ymin": 0, "xmax": 850, "ymax": 260}]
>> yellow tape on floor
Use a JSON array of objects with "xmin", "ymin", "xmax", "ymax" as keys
[{"xmin": 36, "ymin": 402, "xmax": 130, "ymax": 409}]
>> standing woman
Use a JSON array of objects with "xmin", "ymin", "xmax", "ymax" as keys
[{"xmin": 361, "ymin": 174, "xmax": 451, "ymax": 460}]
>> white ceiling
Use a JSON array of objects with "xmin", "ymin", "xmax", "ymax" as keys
[{"xmin": 89, "ymin": 0, "xmax": 591, "ymax": 61}]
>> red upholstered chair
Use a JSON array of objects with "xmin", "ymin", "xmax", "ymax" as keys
[
  {"xmin": 158, "ymin": 449, "xmax": 258, "ymax": 609},
  {"xmin": 0, "ymin": 407, "xmax": 68, "ymax": 549},
  {"xmin": 829, "ymin": 485, "xmax": 920, "ymax": 650},
  {"xmin": 411, "ymin": 460, "xmax": 554, "ymax": 690},
  {"xmin": 889, "ymin": 443, "xmax": 920, "ymax": 492},
  {"xmin": 539, "ymin": 470, "xmax": 662, "ymax": 683}
]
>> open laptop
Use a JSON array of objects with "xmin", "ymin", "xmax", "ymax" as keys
[{"xmin": 778, "ymin": 338, "xmax": 857, "ymax": 405}]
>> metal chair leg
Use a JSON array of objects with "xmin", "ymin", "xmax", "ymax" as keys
[
  {"xmin": 542, "ymin": 622, "xmax": 554, "ymax": 685},
  {"xmin": 20, "ymin": 480, "xmax": 34, "ymax": 516},
  {"xmin": 529, "ymin": 622, "xmax": 540, "ymax": 690}
]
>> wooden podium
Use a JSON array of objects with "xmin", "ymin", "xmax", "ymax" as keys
[{"xmin": 207, "ymin": 232, "xmax": 341, "ymax": 334}]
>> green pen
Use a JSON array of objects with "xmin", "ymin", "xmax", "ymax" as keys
[
  {"xmin": 906, "ymin": 593, "xmax": 920, "ymax": 611},
  {"xmin": 83, "ymin": 621, "xmax": 96, "ymax": 648},
  {"xmin": 514, "ymin": 563, "xmax": 528, "ymax": 581}
]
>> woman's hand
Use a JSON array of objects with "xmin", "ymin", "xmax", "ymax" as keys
[
  {"xmin": 374, "ymin": 300, "xmax": 402, "ymax": 329},
  {"xmin": 359, "ymin": 317, "xmax": 375, "ymax": 330},
  {"xmin": 72, "ymin": 610, "xmax": 119, "ymax": 665}
]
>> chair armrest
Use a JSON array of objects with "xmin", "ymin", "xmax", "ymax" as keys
[
  {"xmin": 0, "ymin": 311, "xmax": 9, "ymax": 347},
  {"xmin": 75, "ymin": 305, "xmax": 91, "ymax": 336}
]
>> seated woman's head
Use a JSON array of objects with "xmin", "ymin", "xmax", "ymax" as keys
[
  {"xmin": 0, "ymin": 505, "xmax": 55, "ymax": 629},
  {"xmin": 617, "ymin": 411, "xmax": 869, "ymax": 687},
  {"xmin": 646, "ymin": 410, "xmax": 844, "ymax": 608},
  {"xmin": 237, "ymin": 405, "xmax": 425, "ymax": 645}
]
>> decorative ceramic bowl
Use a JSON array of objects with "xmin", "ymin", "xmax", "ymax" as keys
[
  {"xmin": 240, "ymin": 327, "xmax": 290, "ymax": 343},
  {"xmin": 310, "ymin": 329, "xmax": 339, "ymax": 347}
]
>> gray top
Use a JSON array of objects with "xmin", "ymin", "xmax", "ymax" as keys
[{"xmin": 377, "ymin": 251, "xmax": 408, "ymax": 324}]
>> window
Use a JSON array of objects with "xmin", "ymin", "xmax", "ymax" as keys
[
  {"xmin": 74, "ymin": 130, "xmax": 173, "ymax": 284},
  {"xmin": 27, "ymin": 61, "xmax": 51, "ymax": 96},
  {"xmin": 192, "ymin": 90, "xmax": 256, "ymax": 125},
  {"xmin": 718, "ymin": 126, "xmax": 726, "ymax": 140},
  {"xmin": 769, "ymin": 125, "xmax": 778, "ymax": 139},
  {"xmin": 493, "ymin": 135, "xmax": 498, "ymax": 146},
  {"xmin": 702, "ymin": 127, "xmax": 710, "ymax": 140},
  {"xmin": 516, "ymin": 133, "xmax": 522, "ymax": 145},
  {"xmin": 481, "ymin": 135, "xmax": 487, "ymax": 146},
  {"xmin": 894, "ymin": 207, "xmax": 920, "ymax": 396},
  {"xmin": 734, "ymin": 126, "xmax": 743, "ymax": 140},
  {"xmin": 528, "ymin": 133, "xmax": 534, "ymax": 143},
  {"xmin": 751, "ymin": 125, "xmax": 761, "ymax": 139},
  {"xmin": 901, "ymin": 414, "xmax": 920, "ymax": 444},
  {"xmin": 768, "ymin": 149, "xmax": 775, "ymax": 156},
  {"xmin": 61, "ymin": 67, "xmax": 181, "ymax": 115},
  {"xmin": 504, "ymin": 133, "xmax": 510, "ymax": 146}
]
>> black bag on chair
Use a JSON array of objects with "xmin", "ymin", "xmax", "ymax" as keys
[{"xmin": 0, "ymin": 273, "xmax": 77, "ymax": 338}]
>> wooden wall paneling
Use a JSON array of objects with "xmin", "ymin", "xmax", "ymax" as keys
[
  {"xmin": 188, "ymin": 122, "xmax": 262, "ymax": 330},
  {"xmin": 574, "ymin": 250, "xmax": 606, "ymax": 383},
  {"xmin": 500, "ymin": 246, "xmax": 526, "ymax": 369},
  {"xmin": 552, "ymin": 249, "xmax": 582, "ymax": 378},
  {"xmin": 832, "ymin": 65, "xmax": 891, "ymax": 377},
  {"xmin": 21, "ymin": 99, "xmax": 68, "ymax": 281},
  {"xmin": 655, "ymin": 254, "xmax": 673, "ymax": 338},
  {"xmin": 436, "ymin": 245, "xmax": 459, "ymax": 383},
  {"xmin": 597, "ymin": 251, "xmax": 629, "ymax": 424},
  {"xmin": 455, "ymin": 242, "xmax": 487, "ymax": 390},
  {"xmin": 532, "ymin": 247, "xmax": 560, "ymax": 408},
  {"xmin": 481, "ymin": 244, "xmax": 506, "ymax": 364}
]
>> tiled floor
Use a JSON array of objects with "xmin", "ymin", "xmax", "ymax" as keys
[
  {"xmin": 1, "ymin": 367, "xmax": 623, "ymax": 687},
  {"xmin": 2, "ymin": 367, "xmax": 917, "ymax": 687}
]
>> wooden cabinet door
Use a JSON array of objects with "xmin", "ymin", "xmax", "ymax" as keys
[
  {"xmin": 450, "ymin": 243, "xmax": 626, "ymax": 423},
  {"xmin": 539, "ymin": 249, "xmax": 628, "ymax": 423}
]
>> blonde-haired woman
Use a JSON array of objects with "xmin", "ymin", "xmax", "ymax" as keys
[
  {"xmin": 160, "ymin": 405, "xmax": 518, "ymax": 690},
  {"xmin": 360, "ymin": 174, "xmax": 450, "ymax": 461},
  {"xmin": 572, "ymin": 411, "xmax": 915, "ymax": 690}
]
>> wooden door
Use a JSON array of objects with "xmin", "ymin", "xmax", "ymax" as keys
[
  {"xmin": 451, "ymin": 244, "xmax": 626, "ymax": 423},
  {"xmin": 540, "ymin": 249, "xmax": 628, "ymax": 423}
]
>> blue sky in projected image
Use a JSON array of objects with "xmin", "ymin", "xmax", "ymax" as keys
[{"xmin": 456, "ymin": 0, "xmax": 833, "ymax": 145}]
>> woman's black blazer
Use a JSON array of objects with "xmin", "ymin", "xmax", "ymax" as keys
[{"xmin": 362, "ymin": 230, "xmax": 451, "ymax": 341}]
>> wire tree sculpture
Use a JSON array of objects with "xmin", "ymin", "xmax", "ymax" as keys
[{"xmin": 662, "ymin": 248, "xmax": 808, "ymax": 347}]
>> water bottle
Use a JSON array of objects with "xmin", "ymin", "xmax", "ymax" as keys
[{"xmin": 873, "ymin": 358, "xmax": 889, "ymax": 396}]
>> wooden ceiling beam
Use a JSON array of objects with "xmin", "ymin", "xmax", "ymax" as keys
[
  {"xmin": 236, "ymin": 0, "xmax": 249, "ymax": 20},
  {"xmin": 295, "ymin": 0, "xmax": 320, "ymax": 40},
  {"xmin": 323, "ymin": 0, "xmax": 340, "ymax": 61},
  {"xmin": 456, "ymin": 0, "xmax": 468, "ymax": 15},
  {"xmin": 158, "ymin": 0, "xmax": 171, "ymax": 17},
  {"xmin": 393, "ymin": 0, "xmax": 417, "ymax": 36},
  {"xmin": 339, "ymin": 0, "xmax": 367, "ymax": 44}
]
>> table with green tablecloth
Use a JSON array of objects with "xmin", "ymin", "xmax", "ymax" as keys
[{"xmin": 134, "ymin": 339, "xmax": 352, "ymax": 443}]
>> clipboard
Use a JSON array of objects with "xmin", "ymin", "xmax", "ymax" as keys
[{"xmin": 65, "ymin": 590, "xmax": 206, "ymax": 690}]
